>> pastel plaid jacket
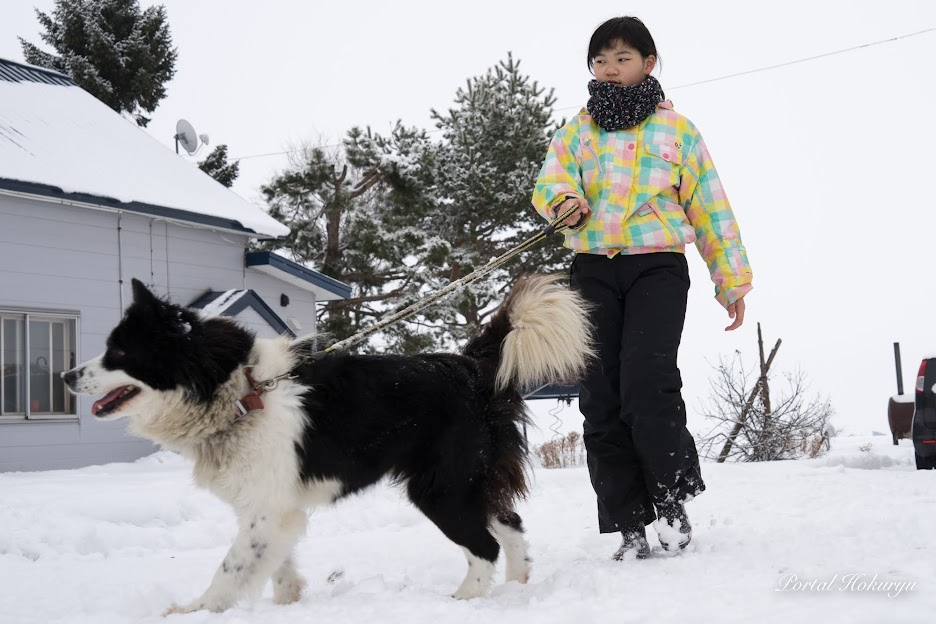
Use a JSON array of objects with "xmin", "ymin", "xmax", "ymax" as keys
[{"xmin": 532, "ymin": 101, "xmax": 753, "ymax": 307}]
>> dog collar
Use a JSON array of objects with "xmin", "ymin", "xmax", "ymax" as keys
[
  {"xmin": 234, "ymin": 368, "xmax": 266, "ymax": 417},
  {"xmin": 235, "ymin": 367, "xmax": 297, "ymax": 418}
]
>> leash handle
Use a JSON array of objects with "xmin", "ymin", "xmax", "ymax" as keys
[{"xmin": 544, "ymin": 196, "xmax": 590, "ymax": 236}]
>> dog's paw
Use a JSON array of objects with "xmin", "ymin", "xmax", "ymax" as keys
[
  {"xmin": 162, "ymin": 602, "xmax": 201, "ymax": 617},
  {"xmin": 451, "ymin": 586, "xmax": 486, "ymax": 600},
  {"xmin": 162, "ymin": 598, "xmax": 230, "ymax": 616},
  {"xmin": 273, "ymin": 575, "xmax": 306, "ymax": 605}
]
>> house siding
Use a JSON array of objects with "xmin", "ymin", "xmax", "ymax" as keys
[
  {"xmin": 244, "ymin": 270, "xmax": 318, "ymax": 337},
  {"xmin": 231, "ymin": 307, "xmax": 278, "ymax": 339}
]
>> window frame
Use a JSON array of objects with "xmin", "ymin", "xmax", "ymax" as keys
[{"xmin": 0, "ymin": 307, "xmax": 80, "ymax": 423}]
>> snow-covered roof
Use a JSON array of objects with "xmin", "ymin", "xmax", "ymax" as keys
[{"xmin": 0, "ymin": 58, "xmax": 288, "ymax": 238}]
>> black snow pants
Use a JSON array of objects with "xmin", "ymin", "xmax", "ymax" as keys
[{"xmin": 571, "ymin": 251, "xmax": 706, "ymax": 533}]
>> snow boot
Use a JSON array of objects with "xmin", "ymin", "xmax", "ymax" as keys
[
  {"xmin": 654, "ymin": 503, "xmax": 692, "ymax": 552},
  {"xmin": 613, "ymin": 524, "xmax": 651, "ymax": 561}
]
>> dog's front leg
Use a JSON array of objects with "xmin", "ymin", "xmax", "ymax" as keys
[{"xmin": 163, "ymin": 508, "xmax": 307, "ymax": 615}]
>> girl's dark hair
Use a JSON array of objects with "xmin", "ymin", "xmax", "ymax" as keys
[{"xmin": 587, "ymin": 16, "xmax": 660, "ymax": 71}]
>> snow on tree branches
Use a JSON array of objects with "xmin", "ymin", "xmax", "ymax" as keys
[
  {"xmin": 20, "ymin": 0, "xmax": 177, "ymax": 127},
  {"xmin": 198, "ymin": 145, "xmax": 240, "ymax": 188},
  {"xmin": 261, "ymin": 55, "xmax": 571, "ymax": 353}
]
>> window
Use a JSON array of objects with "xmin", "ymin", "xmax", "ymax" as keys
[{"xmin": 1, "ymin": 312, "xmax": 78, "ymax": 420}]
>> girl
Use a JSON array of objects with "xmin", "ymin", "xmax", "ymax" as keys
[{"xmin": 532, "ymin": 16, "xmax": 753, "ymax": 560}]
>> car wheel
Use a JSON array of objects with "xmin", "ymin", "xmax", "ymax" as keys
[{"xmin": 915, "ymin": 453, "xmax": 936, "ymax": 470}]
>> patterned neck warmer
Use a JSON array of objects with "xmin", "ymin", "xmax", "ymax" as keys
[{"xmin": 586, "ymin": 75, "xmax": 665, "ymax": 131}]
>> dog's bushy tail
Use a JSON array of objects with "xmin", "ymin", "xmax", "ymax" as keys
[
  {"xmin": 462, "ymin": 275, "xmax": 593, "ymax": 508},
  {"xmin": 464, "ymin": 274, "xmax": 594, "ymax": 393}
]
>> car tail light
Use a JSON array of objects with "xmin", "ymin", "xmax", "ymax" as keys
[{"xmin": 917, "ymin": 359, "xmax": 928, "ymax": 393}]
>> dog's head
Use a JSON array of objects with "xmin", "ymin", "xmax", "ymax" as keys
[{"xmin": 63, "ymin": 279, "xmax": 254, "ymax": 420}]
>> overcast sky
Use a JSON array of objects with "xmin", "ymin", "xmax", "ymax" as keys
[{"xmin": 3, "ymin": 0, "xmax": 936, "ymax": 438}]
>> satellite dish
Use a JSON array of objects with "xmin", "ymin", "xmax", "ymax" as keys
[{"xmin": 174, "ymin": 119, "xmax": 200, "ymax": 155}]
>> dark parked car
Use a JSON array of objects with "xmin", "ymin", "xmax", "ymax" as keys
[{"xmin": 913, "ymin": 357, "xmax": 936, "ymax": 469}]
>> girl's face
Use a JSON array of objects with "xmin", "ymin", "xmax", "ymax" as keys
[{"xmin": 592, "ymin": 40, "xmax": 656, "ymax": 87}]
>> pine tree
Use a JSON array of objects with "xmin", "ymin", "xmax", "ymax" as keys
[
  {"xmin": 258, "ymin": 138, "xmax": 431, "ymax": 352},
  {"xmin": 344, "ymin": 123, "xmax": 454, "ymax": 352},
  {"xmin": 367, "ymin": 54, "xmax": 570, "ymax": 345},
  {"xmin": 20, "ymin": 0, "xmax": 177, "ymax": 127},
  {"xmin": 262, "ymin": 55, "xmax": 568, "ymax": 353},
  {"xmin": 427, "ymin": 54, "xmax": 569, "ymax": 341},
  {"xmin": 198, "ymin": 145, "xmax": 240, "ymax": 188}
]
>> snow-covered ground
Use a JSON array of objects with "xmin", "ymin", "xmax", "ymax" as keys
[{"xmin": 1, "ymin": 425, "xmax": 932, "ymax": 624}]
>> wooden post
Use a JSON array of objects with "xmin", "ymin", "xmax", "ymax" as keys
[
  {"xmin": 716, "ymin": 328, "xmax": 782, "ymax": 463},
  {"xmin": 894, "ymin": 342, "xmax": 904, "ymax": 395},
  {"xmin": 758, "ymin": 323, "xmax": 772, "ymax": 418}
]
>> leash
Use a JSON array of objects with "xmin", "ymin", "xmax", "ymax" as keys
[
  {"xmin": 311, "ymin": 199, "xmax": 587, "ymax": 357},
  {"xmin": 234, "ymin": 199, "xmax": 586, "ymax": 415}
]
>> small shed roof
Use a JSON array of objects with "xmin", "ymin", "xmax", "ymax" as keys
[{"xmin": 189, "ymin": 289, "xmax": 295, "ymax": 338}]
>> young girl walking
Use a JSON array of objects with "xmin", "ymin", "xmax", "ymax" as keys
[{"xmin": 532, "ymin": 16, "xmax": 753, "ymax": 560}]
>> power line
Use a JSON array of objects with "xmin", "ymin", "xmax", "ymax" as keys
[
  {"xmin": 556, "ymin": 25, "xmax": 936, "ymax": 112},
  {"xmin": 235, "ymin": 149, "xmax": 307, "ymax": 162},
  {"xmin": 234, "ymin": 128, "xmax": 446, "ymax": 162},
  {"xmin": 668, "ymin": 25, "xmax": 936, "ymax": 91},
  {"xmin": 233, "ymin": 25, "xmax": 936, "ymax": 162}
]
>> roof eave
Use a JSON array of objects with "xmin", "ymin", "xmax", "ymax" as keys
[
  {"xmin": 245, "ymin": 251, "xmax": 352, "ymax": 301},
  {"xmin": 0, "ymin": 178, "xmax": 286, "ymax": 239}
]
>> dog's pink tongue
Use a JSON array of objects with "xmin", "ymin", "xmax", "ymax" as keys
[{"xmin": 92, "ymin": 388, "xmax": 126, "ymax": 416}]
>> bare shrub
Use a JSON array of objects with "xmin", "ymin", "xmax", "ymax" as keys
[
  {"xmin": 535, "ymin": 431, "xmax": 586, "ymax": 468},
  {"xmin": 697, "ymin": 353, "xmax": 834, "ymax": 462}
]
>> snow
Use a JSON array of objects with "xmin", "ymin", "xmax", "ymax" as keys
[
  {"xmin": 0, "ymin": 425, "xmax": 931, "ymax": 624},
  {"xmin": 891, "ymin": 394, "xmax": 914, "ymax": 403},
  {"xmin": 198, "ymin": 289, "xmax": 248, "ymax": 316},
  {"xmin": 0, "ymin": 78, "xmax": 288, "ymax": 238}
]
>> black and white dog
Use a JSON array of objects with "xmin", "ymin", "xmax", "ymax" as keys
[{"xmin": 63, "ymin": 276, "xmax": 592, "ymax": 614}]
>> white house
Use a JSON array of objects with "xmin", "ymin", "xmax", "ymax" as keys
[{"xmin": 0, "ymin": 58, "xmax": 350, "ymax": 472}]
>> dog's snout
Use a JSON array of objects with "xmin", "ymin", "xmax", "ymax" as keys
[{"xmin": 62, "ymin": 368, "xmax": 80, "ymax": 387}]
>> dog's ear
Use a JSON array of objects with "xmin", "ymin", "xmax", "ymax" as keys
[{"xmin": 130, "ymin": 278, "xmax": 158, "ymax": 307}]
